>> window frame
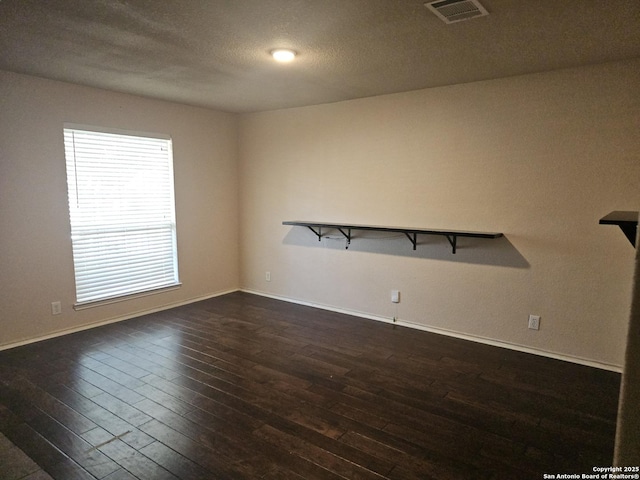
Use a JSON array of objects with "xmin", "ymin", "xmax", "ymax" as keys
[{"xmin": 63, "ymin": 123, "xmax": 181, "ymax": 309}]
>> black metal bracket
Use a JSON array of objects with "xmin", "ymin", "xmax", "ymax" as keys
[
  {"xmin": 599, "ymin": 211, "xmax": 638, "ymax": 248},
  {"xmin": 306, "ymin": 226, "xmax": 323, "ymax": 241},
  {"xmin": 620, "ymin": 226, "xmax": 638, "ymax": 247},
  {"xmin": 337, "ymin": 228, "xmax": 352, "ymax": 249},
  {"xmin": 403, "ymin": 232, "xmax": 418, "ymax": 250},
  {"xmin": 445, "ymin": 235, "xmax": 458, "ymax": 254},
  {"xmin": 306, "ymin": 225, "xmax": 353, "ymax": 249}
]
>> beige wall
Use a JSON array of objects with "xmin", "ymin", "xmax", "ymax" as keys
[
  {"xmin": 239, "ymin": 59, "xmax": 640, "ymax": 369},
  {"xmin": 1, "ymin": 60, "xmax": 638, "ymax": 369},
  {"xmin": 0, "ymin": 71, "xmax": 240, "ymax": 347}
]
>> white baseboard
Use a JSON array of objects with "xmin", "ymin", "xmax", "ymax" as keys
[
  {"xmin": 0, "ymin": 288, "xmax": 240, "ymax": 352},
  {"xmin": 241, "ymin": 288, "xmax": 623, "ymax": 373},
  {"xmin": 2, "ymin": 287, "xmax": 622, "ymax": 373}
]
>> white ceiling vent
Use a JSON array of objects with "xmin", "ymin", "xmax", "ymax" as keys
[{"xmin": 425, "ymin": 0, "xmax": 489, "ymax": 24}]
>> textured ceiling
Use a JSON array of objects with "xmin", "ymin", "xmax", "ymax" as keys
[{"xmin": 1, "ymin": 0, "xmax": 639, "ymax": 113}]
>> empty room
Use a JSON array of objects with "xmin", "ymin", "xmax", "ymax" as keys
[{"xmin": 1, "ymin": 1, "xmax": 639, "ymax": 479}]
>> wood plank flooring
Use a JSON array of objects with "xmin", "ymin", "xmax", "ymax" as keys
[{"xmin": 0, "ymin": 292, "xmax": 621, "ymax": 479}]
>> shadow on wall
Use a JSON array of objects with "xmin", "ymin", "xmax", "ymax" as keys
[{"xmin": 282, "ymin": 227, "xmax": 529, "ymax": 268}]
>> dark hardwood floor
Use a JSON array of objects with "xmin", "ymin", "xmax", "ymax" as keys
[{"xmin": 0, "ymin": 292, "xmax": 620, "ymax": 479}]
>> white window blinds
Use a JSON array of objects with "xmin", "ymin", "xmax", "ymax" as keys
[{"xmin": 64, "ymin": 125, "xmax": 179, "ymax": 305}]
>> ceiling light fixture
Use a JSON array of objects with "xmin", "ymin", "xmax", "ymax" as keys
[{"xmin": 270, "ymin": 49, "xmax": 297, "ymax": 63}]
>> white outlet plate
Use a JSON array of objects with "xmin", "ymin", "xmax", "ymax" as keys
[
  {"xmin": 528, "ymin": 314, "xmax": 540, "ymax": 330},
  {"xmin": 391, "ymin": 290, "xmax": 400, "ymax": 303},
  {"xmin": 265, "ymin": 271, "xmax": 271, "ymax": 282},
  {"xmin": 51, "ymin": 301, "xmax": 62, "ymax": 315}
]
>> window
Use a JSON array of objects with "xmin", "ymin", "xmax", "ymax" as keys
[{"xmin": 63, "ymin": 125, "xmax": 179, "ymax": 306}]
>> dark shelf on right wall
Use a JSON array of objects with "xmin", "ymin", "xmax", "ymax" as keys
[{"xmin": 599, "ymin": 211, "xmax": 638, "ymax": 248}]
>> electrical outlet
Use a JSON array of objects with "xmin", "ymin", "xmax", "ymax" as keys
[
  {"xmin": 265, "ymin": 271, "xmax": 271, "ymax": 282},
  {"xmin": 51, "ymin": 301, "xmax": 62, "ymax": 315},
  {"xmin": 528, "ymin": 314, "xmax": 540, "ymax": 330},
  {"xmin": 391, "ymin": 290, "xmax": 400, "ymax": 303}
]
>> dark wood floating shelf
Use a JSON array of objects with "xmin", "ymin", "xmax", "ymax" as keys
[
  {"xmin": 283, "ymin": 221, "xmax": 503, "ymax": 254},
  {"xmin": 599, "ymin": 211, "xmax": 638, "ymax": 248}
]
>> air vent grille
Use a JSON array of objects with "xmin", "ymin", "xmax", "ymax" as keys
[{"xmin": 425, "ymin": 0, "xmax": 489, "ymax": 24}]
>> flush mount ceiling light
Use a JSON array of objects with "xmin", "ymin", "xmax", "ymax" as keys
[{"xmin": 270, "ymin": 49, "xmax": 297, "ymax": 63}]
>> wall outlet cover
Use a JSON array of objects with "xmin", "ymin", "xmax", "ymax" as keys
[
  {"xmin": 528, "ymin": 314, "xmax": 540, "ymax": 330},
  {"xmin": 391, "ymin": 290, "xmax": 400, "ymax": 303},
  {"xmin": 51, "ymin": 301, "xmax": 62, "ymax": 315}
]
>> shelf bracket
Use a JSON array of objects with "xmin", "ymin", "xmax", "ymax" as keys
[
  {"xmin": 403, "ymin": 232, "xmax": 417, "ymax": 250},
  {"xmin": 619, "ymin": 225, "xmax": 637, "ymax": 247},
  {"xmin": 337, "ymin": 228, "xmax": 352, "ymax": 249},
  {"xmin": 599, "ymin": 211, "xmax": 638, "ymax": 248},
  {"xmin": 306, "ymin": 226, "xmax": 323, "ymax": 241},
  {"xmin": 445, "ymin": 234, "xmax": 458, "ymax": 254}
]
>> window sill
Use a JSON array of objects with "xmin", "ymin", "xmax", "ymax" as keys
[{"xmin": 73, "ymin": 283, "xmax": 182, "ymax": 311}]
